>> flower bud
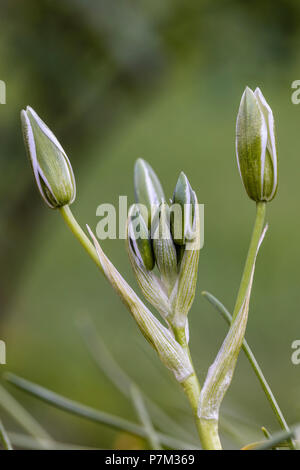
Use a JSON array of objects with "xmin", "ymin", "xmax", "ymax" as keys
[
  {"xmin": 152, "ymin": 203, "xmax": 178, "ymax": 293},
  {"xmin": 128, "ymin": 204, "xmax": 155, "ymax": 271},
  {"xmin": 236, "ymin": 87, "xmax": 277, "ymax": 202},
  {"xmin": 21, "ymin": 106, "xmax": 76, "ymax": 208},
  {"xmin": 170, "ymin": 191, "xmax": 200, "ymax": 329},
  {"xmin": 171, "ymin": 172, "xmax": 196, "ymax": 245},
  {"xmin": 134, "ymin": 159, "xmax": 165, "ymax": 227}
]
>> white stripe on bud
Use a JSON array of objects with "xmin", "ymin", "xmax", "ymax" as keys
[{"xmin": 170, "ymin": 192, "xmax": 200, "ymax": 329}]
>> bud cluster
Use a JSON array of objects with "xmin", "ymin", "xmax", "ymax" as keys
[{"xmin": 127, "ymin": 159, "xmax": 201, "ymax": 334}]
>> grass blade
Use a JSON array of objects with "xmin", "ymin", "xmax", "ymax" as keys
[
  {"xmin": 76, "ymin": 314, "xmax": 198, "ymax": 445},
  {"xmin": 8, "ymin": 432, "xmax": 100, "ymax": 450},
  {"xmin": 130, "ymin": 384, "xmax": 161, "ymax": 450},
  {"xmin": 4, "ymin": 372, "xmax": 199, "ymax": 449},
  {"xmin": 255, "ymin": 427, "xmax": 298, "ymax": 450},
  {"xmin": 0, "ymin": 384, "xmax": 53, "ymax": 449}
]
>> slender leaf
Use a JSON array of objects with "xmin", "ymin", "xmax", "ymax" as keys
[
  {"xmin": 76, "ymin": 314, "xmax": 198, "ymax": 445},
  {"xmin": 0, "ymin": 384, "xmax": 53, "ymax": 449},
  {"xmin": 255, "ymin": 427, "xmax": 298, "ymax": 450},
  {"xmin": 8, "ymin": 432, "xmax": 99, "ymax": 450}
]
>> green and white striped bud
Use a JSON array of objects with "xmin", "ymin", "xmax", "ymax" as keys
[
  {"xmin": 236, "ymin": 87, "xmax": 277, "ymax": 202},
  {"xmin": 171, "ymin": 172, "xmax": 196, "ymax": 245},
  {"xmin": 21, "ymin": 106, "xmax": 76, "ymax": 209},
  {"xmin": 128, "ymin": 204, "xmax": 155, "ymax": 271},
  {"xmin": 152, "ymin": 203, "xmax": 178, "ymax": 294},
  {"xmin": 134, "ymin": 159, "xmax": 165, "ymax": 227},
  {"xmin": 129, "ymin": 161, "xmax": 201, "ymax": 337},
  {"xmin": 170, "ymin": 190, "xmax": 200, "ymax": 329}
]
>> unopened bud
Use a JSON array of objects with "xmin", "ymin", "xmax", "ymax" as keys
[
  {"xmin": 171, "ymin": 172, "xmax": 196, "ymax": 245},
  {"xmin": 236, "ymin": 87, "xmax": 277, "ymax": 202},
  {"xmin": 152, "ymin": 203, "xmax": 178, "ymax": 293},
  {"xmin": 134, "ymin": 159, "xmax": 165, "ymax": 227},
  {"xmin": 21, "ymin": 106, "xmax": 76, "ymax": 209}
]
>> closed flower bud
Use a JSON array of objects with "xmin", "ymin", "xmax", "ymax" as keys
[
  {"xmin": 152, "ymin": 203, "xmax": 178, "ymax": 293},
  {"xmin": 134, "ymin": 159, "xmax": 165, "ymax": 227},
  {"xmin": 236, "ymin": 87, "xmax": 277, "ymax": 202},
  {"xmin": 170, "ymin": 191, "xmax": 200, "ymax": 329},
  {"xmin": 21, "ymin": 106, "xmax": 76, "ymax": 209},
  {"xmin": 129, "ymin": 164, "xmax": 201, "ymax": 335},
  {"xmin": 128, "ymin": 204, "xmax": 155, "ymax": 271},
  {"xmin": 171, "ymin": 172, "xmax": 196, "ymax": 245}
]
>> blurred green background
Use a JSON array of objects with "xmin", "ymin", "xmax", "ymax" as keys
[{"xmin": 0, "ymin": 0, "xmax": 300, "ymax": 449}]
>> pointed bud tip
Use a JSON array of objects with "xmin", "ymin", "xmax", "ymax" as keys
[{"xmin": 240, "ymin": 86, "xmax": 256, "ymax": 107}]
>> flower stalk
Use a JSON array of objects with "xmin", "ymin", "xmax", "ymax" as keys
[
  {"xmin": 59, "ymin": 205, "xmax": 103, "ymax": 274},
  {"xmin": 232, "ymin": 201, "xmax": 266, "ymax": 323}
]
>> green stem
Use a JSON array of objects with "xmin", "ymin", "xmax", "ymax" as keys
[
  {"xmin": 232, "ymin": 202, "xmax": 266, "ymax": 323},
  {"xmin": 174, "ymin": 327, "xmax": 222, "ymax": 450},
  {"xmin": 231, "ymin": 201, "xmax": 294, "ymax": 446},
  {"xmin": 59, "ymin": 205, "xmax": 103, "ymax": 273},
  {"xmin": 201, "ymin": 202, "xmax": 296, "ymax": 450},
  {"xmin": 181, "ymin": 374, "xmax": 222, "ymax": 450},
  {"xmin": 130, "ymin": 384, "xmax": 161, "ymax": 450},
  {"xmin": 77, "ymin": 314, "xmax": 198, "ymax": 445},
  {"xmin": 181, "ymin": 203, "xmax": 265, "ymax": 449}
]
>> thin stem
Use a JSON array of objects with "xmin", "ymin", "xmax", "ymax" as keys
[
  {"xmin": 232, "ymin": 202, "xmax": 266, "ymax": 323},
  {"xmin": 8, "ymin": 432, "xmax": 99, "ymax": 450},
  {"xmin": 0, "ymin": 384, "xmax": 53, "ymax": 449},
  {"xmin": 181, "ymin": 373, "xmax": 222, "ymax": 450},
  {"xmin": 59, "ymin": 205, "xmax": 103, "ymax": 273},
  {"xmin": 202, "ymin": 291, "xmax": 296, "ymax": 450},
  {"xmin": 130, "ymin": 384, "xmax": 161, "ymax": 450},
  {"xmin": 255, "ymin": 427, "xmax": 298, "ymax": 451},
  {"xmin": 182, "ymin": 203, "xmax": 265, "ymax": 449}
]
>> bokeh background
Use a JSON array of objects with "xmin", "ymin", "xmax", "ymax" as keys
[{"xmin": 0, "ymin": 0, "xmax": 300, "ymax": 449}]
